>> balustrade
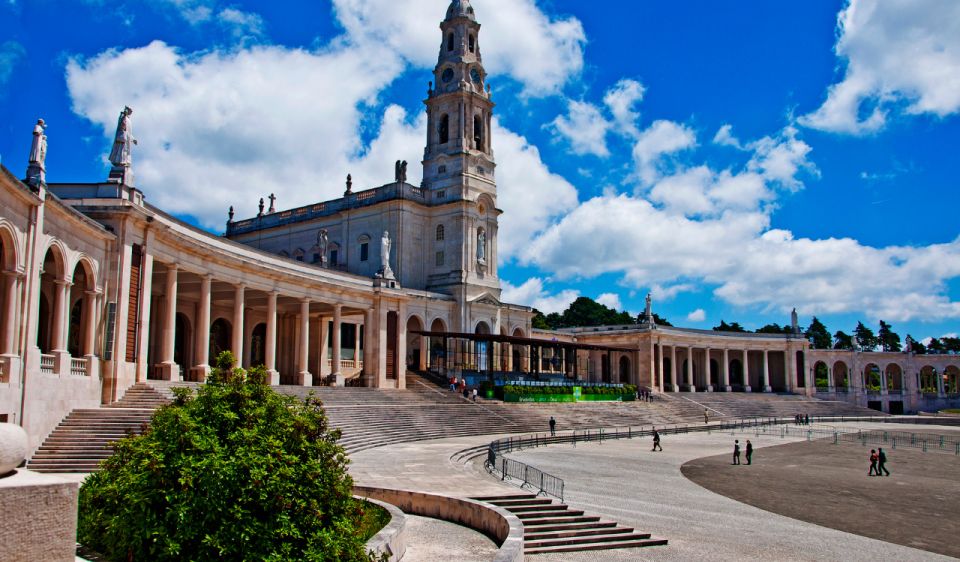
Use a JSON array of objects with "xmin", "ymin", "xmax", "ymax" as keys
[
  {"xmin": 70, "ymin": 358, "xmax": 87, "ymax": 377},
  {"xmin": 39, "ymin": 354, "xmax": 54, "ymax": 374}
]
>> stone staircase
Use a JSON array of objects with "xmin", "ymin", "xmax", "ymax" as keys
[
  {"xmin": 26, "ymin": 407, "xmax": 154, "ymax": 473},
  {"xmin": 667, "ymin": 391, "xmax": 885, "ymax": 419},
  {"xmin": 472, "ymin": 494, "xmax": 667, "ymax": 555}
]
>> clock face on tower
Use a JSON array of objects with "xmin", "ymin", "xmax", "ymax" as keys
[
  {"xmin": 470, "ymin": 68, "xmax": 482, "ymax": 84},
  {"xmin": 442, "ymin": 68, "xmax": 455, "ymax": 83}
]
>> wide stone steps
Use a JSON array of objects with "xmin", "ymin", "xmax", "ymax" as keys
[{"xmin": 472, "ymin": 494, "xmax": 667, "ymax": 555}]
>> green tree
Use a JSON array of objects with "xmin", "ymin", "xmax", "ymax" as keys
[
  {"xmin": 531, "ymin": 309, "xmax": 550, "ymax": 330},
  {"xmin": 77, "ymin": 352, "xmax": 376, "ymax": 562},
  {"xmin": 805, "ymin": 317, "xmax": 832, "ymax": 349},
  {"xmin": 713, "ymin": 320, "xmax": 746, "ymax": 333},
  {"xmin": 756, "ymin": 323, "xmax": 791, "ymax": 334},
  {"xmin": 854, "ymin": 321, "xmax": 878, "ymax": 351},
  {"xmin": 943, "ymin": 336, "xmax": 960, "ymax": 354},
  {"xmin": 906, "ymin": 335, "xmax": 926, "ymax": 354},
  {"xmin": 927, "ymin": 338, "xmax": 945, "ymax": 354},
  {"xmin": 639, "ymin": 312, "xmax": 673, "ymax": 327},
  {"xmin": 877, "ymin": 320, "xmax": 902, "ymax": 352},
  {"xmin": 833, "ymin": 330, "xmax": 854, "ymax": 350}
]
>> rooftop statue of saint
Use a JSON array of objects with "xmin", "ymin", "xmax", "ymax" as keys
[
  {"xmin": 108, "ymin": 106, "xmax": 137, "ymax": 168},
  {"xmin": 380, "ymin": 231, "xmax": 395, "ymax": 279},
  {"xmin": 26, "ymin": 119, "xmax": 47, "ymax": 186}
]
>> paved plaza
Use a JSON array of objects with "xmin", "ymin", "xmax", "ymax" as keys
[{"xmin": 350, "ymin": 423, "xmax": 957, "ymax": 561}]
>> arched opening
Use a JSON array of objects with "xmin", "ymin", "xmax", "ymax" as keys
[
  {"xmin": 439, "ymin": 114, "xmax": 449, "ymax": 144},
  {"xmin": 174, "ymin": 313, "xmax": 191, "ymax": 369},
  {"xmin": 864, "ymin": 363, "xmax": 881, "ymax": 391},
  {"xmin": 511, "ymin": 328, "xmax": 524, "ymax": 372},
  {"xmin": 473, "ymin": 114, "xmax": 483, "ymax": 150},
  {"xmin": 814, "ymin": 361, "xmax": 829, "ymax": 388},
  {"xmin": 663, "ymin": 357, "xmax": 673, "ymax": 389},
  {"xmin": 885, "ymin": 363, "xmax": 903, "ymax": 392},
  {"xmin": 250, "ymin": 323, "xmax": 266, "ymax": 367},
  {"xmin": 469, "ymin": 34, "xmax": 475, "ymax": 52},
  {"xmin": 447, "ymin": 32, "xmax": 454, "ymax": 52},
  {"xmin": 920, "ymin": 365, "xmax": 938, "ymax": 394},
  {"xmin": 436, "ymin": 224, "xmax": 445, "ymax": 241},
  {"xmin": 37, "ymin": 246, "xmax": 65, "ymax": 353},
  {"xmin": 37, "ymin": 294, "xmax": 50, "ymax": 353},
  {"xmin": 619, "ymin": 355, "xmax": 631, "ymax": 384},
  {"xmin": 474, "ymin": 321, "xmax": 490, "ymax": 372},
  {"xmin": 945, "ymin": 366, "xmax": 960, "ymax": 395},
  {"xmin": 67, "ymin": 300, "xmax": 82, "ymax": 357},
  {"xmin": 709, "ymin": 359, "xmax": 720, "ymax": 388},
  {"xmin": 832, "ymin": 361, "xmax": 849, "ymax": 389},
  {"xmin": 209, "ymin": 318, "xmax": 232, "ymax": 363},
  {"xmin": 795, "ymin": 350, "xmax": 805, "ymax": 388},
  {"xmin": 601, "ymin": 354, "xmax": 611, "ymax": 383},
  {"xmin": 406, "ymin": 315, "xmax": 425, "ymax": 370},
  {"xmin": 429, "ymin": 318, "xmax": 447, "ymax": 372},
  {"xmin": 728, "ymin": 358, "xmax": 743, "ymax": 389}
]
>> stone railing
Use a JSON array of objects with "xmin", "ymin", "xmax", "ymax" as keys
[
  {"xmin": 70, "ymin": 358, "xmax": 87, "ymax": 377},
  {"xmin": 39, "ymin": 354, "xmax": 54, "ymax": 374}
]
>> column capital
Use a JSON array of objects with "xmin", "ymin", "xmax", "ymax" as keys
[
  {"xmin": 300, "ymin": 297, "xmax": 311, "ymax": 305},
  {"xmin": 54, "ymin": 279, "xmax": 72, "ymax": 288},
  {"xmin": 166, "ymin": 263, "xmax": 179, "ymax": 272},
  {"xmin": 1, "ymin": 270, "xmax": 24, "ymax": 279}
]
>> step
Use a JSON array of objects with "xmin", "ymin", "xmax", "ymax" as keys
[
  {"xmin": 515, "ymin": 509, "xmax": 584, "ymax": 519},
  {"xmin": 484, "ymin": 498, "xmax": 554, "ymax": 507},
  {"xmin": 516, "ymin": 515, "xmax": 600, "ymax": 526},
  {"xmin": 524, "ymin": 537, "xmax": 668, "ymax": 554},
  {"xmin": 522, "ymin": 521, "xmax": 619, "ymax": 533},
  {"xmin": 525, "ymin": 527, "xmax": 636, "ymax": 542}
]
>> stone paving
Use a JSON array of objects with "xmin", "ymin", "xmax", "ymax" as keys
[
  {"xmin": 399, "ymin": 515, "xmax": 498, "ymax": 562},
  {"xmin": 350, "ymin": 422, "xmax": 956, "ymax": 561}
]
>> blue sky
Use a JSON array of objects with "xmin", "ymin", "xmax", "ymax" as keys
[{"xmin": 1, "ymin": 0, "xmax": 959, "ymax": 344}]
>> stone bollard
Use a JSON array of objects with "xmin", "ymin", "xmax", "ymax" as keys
[{"xmin": 0, "ymin": 423, "xmax": 29, "ymax": 476}]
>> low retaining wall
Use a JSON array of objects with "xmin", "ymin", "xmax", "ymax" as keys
[
  {"xmin": 361, "ymin": 497, "xmax": 407, "ymax": 562},
  {"xmin": 354, "ymin": 486, "xmax": 524, "ymax": 562}
]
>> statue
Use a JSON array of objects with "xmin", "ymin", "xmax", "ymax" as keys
[
  {"xmin": 344, "ymin": 174, "xmax": 353, "ymax": 196},
  {"xmin": 317, "ymin": 229, "xmax": 329, "ymax": 266},
  {"xmin": 258, "ymin": 198, "xmax": 265, "ymax": 216},
  {"xmin": 228, "ymin": 206, "xmax": 234, "ymax": 222},
  {"xmin": 645, "ymin": 293, "xmax": 653, "ymax": 321},
  {"xmin": 380, "ymin": 230, "xmax": 394, "ymax": 279},
  {"xmin": 394, "ymin": 160, "xmax": 408, "ymax": 183},
  {"xmin": 268, "ymin": 193, "xmax": 276, "ymax": 213},
  {"xmin": 26, "ymin": 119, "xmax": 47, "ymax": 186},
  {"xmin": 108, "ymin": 107, "xmax": 136, "ymax": 168},
  {"xmin": 477, "ymin": 229, "xmax": 486, "ymax": 263},
  {"xmin": 791, "ymin": 308, "xmax": 799, "ymax": 333}
]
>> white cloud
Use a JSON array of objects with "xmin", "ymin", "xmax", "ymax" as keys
[
  {"xmin": 712, "ymin": 124, "xmax": 742, "ymax": 149},
  {"xmin": 603, "ymin": 79, "xmax": 645, "ymax": 138},
  {"xmin": 800, "ymin": 0, "xmax": 960, "ymax": 134},
  {"xmin": 746, "ymin": 126, "xmax": 817, "ymax": 191},
  {"xmin": 596, "ymin": 292, "xmax": 622, "ymax": 311},
  {"xmin": 686, "ymin": 308, "xmax": 706, "ymax": 322},
  {"xmin": 501, "ymin": 278, "xmax": 578, "ymax": 314},
  {"xmin": 217, "ymin": 8, "xmax": 265, "ymax": 42},
  {"xmin": 332, "ymin": 0, "xmax": 585, "ymax": 94},
  {"xmin": 549, "ymin": 100, "xmax": 610, "ymax": 157},
  {"xmin": 0, "ymin": 40, "xmax": 25, "ymax": 88},
  {"xmin": 632, "ymin": 120, "xmax": 697, "ymax": 185}
]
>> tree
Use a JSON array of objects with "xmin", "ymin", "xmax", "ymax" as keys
[
  {"xmin": 928, "ymin": 338, "xmax": 945, "ymax": 354},
  {"xmin": 877, "ymin": 320, "xmax": 901, "ymax": 352},
  {"xmin": 905, "ymin": 335, "xmax": 926, "ymax": 354},
  {"xmin": 713, "ymin": 320, "xmax": 746, "ymax": 333},
  {"xmin": 854, "ymin": 321, "xmax": 878, "ymax": 351},
  {"xmin": 531, "ymin": 309, "xmax": 550, "ymax": 330},
  {"xmin": 833, "ymin": 331, "xmax": 854, "ymax": 350},
  {"xmin": 77, "ymin": 352, "xmax": 377, "ymax": 562},
  {"xmin": 805, "ymin": 317, "xmax": 832, "ymax": 349},
  {"xmin": 943, "ymin": 336, "xmax": 960, "ymax": 354},
  {"xmin": 756, "ymin": 323, "xmax": 791, "ymax": 334}
]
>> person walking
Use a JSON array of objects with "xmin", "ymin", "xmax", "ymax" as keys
[
  {"xmin": 733, "ymin": 440, "xmax": 741, "ymax": 465},
  {"xmin": 745, "ymin": 439, "xmax": 753, "ymax": 465},
  {"xmin": 549, "ymin": 416, "xmax": 556, "ymax": 437},
  {"xmin": 877, "ymin": 448, "xmax": 890, "ymax": 476},
  {"xmin": 704, "ymin": 409, "xmax": 709, "ymax": 424},
  {"xmin": 652, "ymin": 428, "xmax": 662, "ymax": 451},
  {"xmin": 472, "ymin": 387, "xmax": 478, "ymax": 402},
  {"xmin": 804, "ymin": 414, "xmax": 810, "ymax": 425},
  {"xmin": 868, "ymin": 449, "xmax": 879, "ymax": 476}
]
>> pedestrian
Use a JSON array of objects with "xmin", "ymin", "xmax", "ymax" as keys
[
  {"xmin": 868, "ymin": 449, "xmax": 879, "ymax": 476},
  {"xmin": 805, "ymin": 414, "xmax": 810, "ymax": 425},
  {"xmin": 652, "ymin": 428, "xmax": 662, "ymax": 451},
  {"xmin": 449, "ymin": 376, "xmax": 456, "ymax": 392},
  {"xmin": 733, "ymin": 439, "xmax": 741, "ymax": 465},
  {"xmin": 472, "ymin": 387, "xmax": 478, "ymax": 402},
  {"xmin": 877, "ymin": 448, "xmax": 890, "ymax": 476},
  {"xmin": 704, "ymin": 409, "xmax": 709, "ymax": 424},
  {"xmin": 745, "ymin": 439, "xmax": 753, "ymax": 465},
  {"xmin": 549, "ymin": 416, "xmax": 556, "ymax": 437}
]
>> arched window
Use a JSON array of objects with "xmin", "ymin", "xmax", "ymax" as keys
[
  {"xmin": 436, "ymin": 224, "xmax": 445, "ymax": 241},
  {"xmin": 447, "ymin": 33, "xmax": 455, "ymax": 52},
  {"xmin": 469, "ymin": 35, "xmax": 475, "ymax": 53},
  {"xmin": 473, "ymin": 114, "xmax": 483, "ymax": 149},
  {"xmin": 439, "ymin": 114, "xmax": 449, "ymax": 144}
]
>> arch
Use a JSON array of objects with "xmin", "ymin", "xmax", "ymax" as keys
[
  {"xmin": 945, "ymin": 366, "xmax": 960, "ymax": 395},
  {"xmin": 250, "ymin": 323, "xmax": 267, "ymax": 367},
  {"xmin": 511, "ymin": 327, "xmax": 525, "ymax": 339},
  {"xmin": 0, "ymin": 222, "xmax": 21, "ymax": 272},
  {"xmin": 885, "ymin": 363, "xmax": 904, "ymax": 392},
  {"xmin": 72, "ymin": 255, "xmax": 99, "ymax": 291},
  {"xmin": 406, "ymin": 315, "xmax": 425, "ymax": 370},
  {"xmin": 813, "ymin": 361, "xmax": 829, "ymax": 388},
  {"xmin": 832, "ymin": 361, "xmax": 849, "ymax": 389},
  {"xmin": 41, "ymin": 242, "xmax": 67, "ymax": 280},
  {"xmin": 67, "ymin": 260, "xmax": 93, "ymax": 357},
  {"xmin": 474, "ymin": 321, "xmax": 490, "ymax": 335},
  {"xmin": 209, "ymin": 318, "xmax": 232, "ymax": 363},
  {"xmin": 37, "ymin": 245, "xmax": 67, "ymax": 351},
  {"xmin": 863, "ymin": 363, "xmax": 881, "ymax": 391},
  {"xmin": 919, "ymin": 365, "xmax": 938, "ymax": 394},
  {"xmin": 37, "ymin": 293, "xmax": 51, "ymax": 353},
  {"xmin": 469, "ymin": 34, "xmax": 475, "ymax": 52},
  {"xmin": 67, "ymin": 299, "xmax": 82, "ymax": 357},
  {"xmin": 728, "ymin": 358, "xmax": 743, "ymax": 388},
  {"xmin": 429, "ymin": 318, "xmax": 447, "ymax": 371},
  {"xmin": 328, "ymin": 242, "xmax": 340, "ymax": 266},
  {"xmin": 619, "ymin": 355, "xmax": 631, "ymax": 384},
  {"xmin": 436, "ymin": 224, "xmax": 445, "ymax": 241},
  {"xmin": 473, "ymin": 114, "xmax": 483, "ymax": 150},
  {"xmin": 174, "ymin": 312, "xmax": 191, "ymax": 368},
  {"xmin": 439, "ymin": 114, "xmax": 450, "ymax": 144},
  {"xmin": 446, "ymin": 32, "xmax": 455, "ymax": 52}
]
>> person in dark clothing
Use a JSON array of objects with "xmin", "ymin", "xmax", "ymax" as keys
[
  {"xmin": 804, "ymin": 414, "xmax": 810, "ymax": 425},
  {"xmin": 652, "ymin": 428, "xmax": 662, "ymax": 451},
  {"xmin": 877, "ymin": 448, "xmax": 890, "ymax": 476},
  {"xmin": 745, "ymin": 440, "xmax": 753, "ymax": 465},
  {"xmin": 549, "ymin": 416, "xmax": 556, "ymax": 437},
  {"xmin": 733, "ymin": 440, "xmax": 741, "ymax": 465},
  {"xmin": 868, "ymin": 449, "xmax": 879, "ymax": 476}
]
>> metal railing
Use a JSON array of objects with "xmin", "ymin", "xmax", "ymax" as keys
[
  {"xmin": 70, "ymin": 357, "xmax": 87, "ymax": 377},
  {"xmin": 39, "ymin": 354, "xmax": 54, "ymax": 374}
]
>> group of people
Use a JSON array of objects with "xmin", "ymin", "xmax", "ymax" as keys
[
  {"xmin": 447, "ymin": 377, "xmax": 478, "ymax": 401},
  {"xmin": 868, "ymin": 448, "xmax": 891, "ymax": 476},
  {"xmin": 795, "ymin": 413, "xmax": 811, "ymax": 425},
  {"xmin": 732, "ymin": 439, "xmax": 754, "ymax": 465}
]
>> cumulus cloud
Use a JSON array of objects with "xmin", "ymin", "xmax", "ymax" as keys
[
  {"xmin": 800, "ymin": 0, "xmax": 960, "ymax": 134},
  {"xmin": 603, "ymin": 79, "xmax": 645, "ymax": 137},
  {"xmin": 332, "ymin": 0, "xmax": 585, "ymax": 94},
  {"xmin": 632, "ymin": 120, "xmax": 697, "ymax": 185},
  {"xmin": 596, "ymin": 292, "xmax": 622, "ymax": 311},
  {"xmin": 712, "ymin": 124, "xmax": 742, "ymax": 149},
  {"xmin": 549, "ymin": 100, "xmax": 610, "ymax": 157},
  {"xmin": 502, "ymin": 278, "xmax": 578, "ymax": 314},
  {"xmin": 0, "ymin": 40, "xmax": 25, "ymax": 89},
  {"xmin": 217, "ymin": 8, "xmax": 265, "ymax": 42},
  {"xmin": 686, "ymin": 308, "xmax": 706, "ymax": 322}
]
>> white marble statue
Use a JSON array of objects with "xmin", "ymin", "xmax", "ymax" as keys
[
  {"xmin": 108, "ymin": 106, "xmax": 137, "ymax": 168},
  {"xmin": 477, "ymin": 229, "xmax": 486, "ymax": 263},
  {"xmin": 317, "ymin": 229, "xmax": 329, "ymax": 266},
  {"xmin": 29, "ymin": 119, "xmax": 47, "ymax": 167},
  {"xmin": 380, "ymin": 230, "xmax": 394, "ymax": 278}
]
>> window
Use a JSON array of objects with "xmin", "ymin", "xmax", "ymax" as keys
[
  {"xmin": 436, "ymin": 251, "xmax": 445, "ymax": 267},
  {"xmin": 438, "ymin": 165, "xmax": 447, "ymax": 173},
  {"xmin": 436, "ymin": 190, "xmax": 446, "ymax": 199},
  {"xmin": 436, "ymin": 224, "xmax": 445, "ymax": 241},
  {"xmin": 473, "ymin": 114, "xmax": 483, "ymax": 149},
  {"xmin": 469, "ymin": 35, "xmax": 475, "ymax": 52},
  {"xmin": 447, "ymin": 33, "xmax": 454, "ymax": 52},
  {"xmin": 439, "ymin": 114, "xmax": 449, "ymax": 144},
  {"xmin": 330, "ymin": 249, "xmax": 338, "ymax": 266},
  {"xmin": 360, "ymin": 242, "xmax": 369, "ymax": 262}
]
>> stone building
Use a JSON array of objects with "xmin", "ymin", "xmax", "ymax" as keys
[{"xmin": 0, "ymin": 0, "xmax": 957, "ymax": 455}]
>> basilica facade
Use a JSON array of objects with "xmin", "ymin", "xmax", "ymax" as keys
[{"xmin": 0, "ymin": 0, "xmax": 957, "ymax": 454}]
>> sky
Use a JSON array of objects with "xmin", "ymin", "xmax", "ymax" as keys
[{"xmin": 1, "ymin": 0, "xmax": 959, "ymax": 344}]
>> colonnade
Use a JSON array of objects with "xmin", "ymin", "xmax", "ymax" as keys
[{"xmin": 656, "ymin": 343, "xmax": 795, "ymax": 393}]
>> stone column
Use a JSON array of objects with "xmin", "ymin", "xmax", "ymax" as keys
[
  {"xmin": 937, "ymin": 369, "xmax": 945, "ymax": 398},
  {"xmin": 670, "ymin": 345, "xmax": 677, "ymax": 392},
  {"xmin": 657, "ymin": 342, "xmax": 664, "ymax": 393},
  {"xmin": 2, "ymin": 272, "xmax": 20, "ymax": 355},
  {"xmin": 743, "ymin": 349, "xmax": 751, "ymax": 392},
  {"xmin": 722, "ymin": 348, "xmax": 731, "ymax": 391},
  {"xmin": 363, "ymin": 307, "xmax": 376, "ymax": 387},
  {"xmin": 157, "ymin": 265, "xmax": 179, "ymax": 380},
  {"xmin": 51, "ymin": 279, "xmax": 71, "ymax": 375},
  {"xmin": 397, "ymin": 302, "xmax": 407, "ymax": 389},
  {"xmin": 192, "ymin": 275, "xmax": 212, "ymax": 381},
  {"xmin": 354, "ymin": 323, "xmax": 362, "ymax": 370},
  {"xmin": 330, "ymin": 304, "xmax": 343, "ymax": 385},
  {"xmin": 685, "ymin": 346, "xmax": 694, "ymax": 392},
  {"xmin": 762, "ymin": 349, "xmax": 771, "ymax": 392},
  {"xmin": 82, "ymin": 290, "xmax": 98, "ymax": 356},
  {"xmin": 265, "ymin": 291, "xmax": 279, "ymax": 385},
  {"xmin": 135, "ymin": 251, "xmax": 154, "ymax": 382},
  {"xmin": 705, "ymin": 347, "xmax": 713, "ymax": 391},
  {"xmin": 297, "ymin": 299, "xmax": 311, "ymax": 386},
  {"xmin": 419, "ymin": 331, "xmax": 430, "ymax": 371},
  {"xmin": 318, "ymin": 316, "xmax": 330, "ymax": 377},
  {"xmin": 880, "ymin": 365, "xmax": 889, "ymax": 395},
  {"xmin": 231, "ymin": 285, "xmax": 245, "ymax": 367}
]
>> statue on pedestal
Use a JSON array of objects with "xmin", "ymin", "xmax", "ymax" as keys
[
  {"xmin": 317, "ymin": 229, "xmax": 329, "ymax": 267},
  {"xmin": 108, "ymin": 106, "xmax": 137, "ymax": 185},
  {"xmin": 26, "ymin": 119, "xmax": 47, "ymax": 186},
  {"xmin": 477, "ymin": 228, "xmax": 486, "ymax": 264},
  {"xmin": 379, "ymin": 230, "xmax": 395, "ymax": 279},
  {"xmin": 645, "ymin": 293, "xmax": 653, "ymax": 324},
  {"xmin": 791, "ymin": 308, "xmax": 799, "ymax": 334}
]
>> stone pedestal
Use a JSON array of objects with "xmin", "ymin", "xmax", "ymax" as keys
[
  {"xmin": 330, "ymin": 374, "xmax": 345, "ymax": 387},
  {"xmin": 744, "ymin": 386, "xmax": 752, "ymax": 393},
  {"xmin": 189, "ymin": 365, "xmax": 210, "ymax": 383},
  {"xmin": 723, "ymin": 385, "xmax": 732, "ymax": 392},
  {"xmin": 52, "ymin": 351, "xmax": 71, "ymax": 377},
  {"xmin": 706, "ymin": 385, "xmax": 714, "ymax": 392},
  {"xmin": 296, "ymin": 372, "xmax": 313, "ymax": 386},
  {"xmin": 0, "ymin": 470, "xmax": 78, "ymax": 562},
  {"xmin": 156, "ymin": 362, "xmax": 180, "ymax": 381},
  {"xmin": 266, "ymin": 369, "xmax": 280, "ymax": 386},
  {"xmin": 763, "ymin": 385, "xmax": 773, "ymax": 393}
]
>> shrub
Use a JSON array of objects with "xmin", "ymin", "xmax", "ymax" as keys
[{"xmin": 77, "ymin": 352, "xmax": 379, "ymax": 561}]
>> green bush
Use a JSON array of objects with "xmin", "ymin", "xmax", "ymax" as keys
[
  {"xmin": 77, "ymin": 352, "xmax": 380, "ymax": 561},
  {"xmin": 503, "ymin": 384, "xmax": 637, "ymax": 398}
]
